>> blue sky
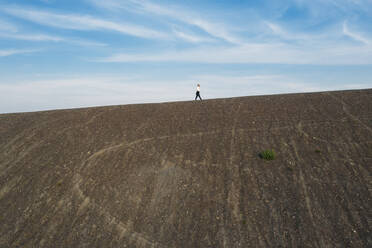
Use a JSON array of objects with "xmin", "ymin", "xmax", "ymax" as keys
[{"xmin": 0, "ymin": 0, "xmax": 371, "ymax": 113}]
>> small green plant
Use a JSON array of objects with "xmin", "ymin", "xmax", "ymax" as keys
[
  {"xmin": 315, "ymin": 149, "xmax": 321, "ymax": 153},
  {"xmin": 259, "ymin": 149, "xmax": 275, "ymax": 160},
  {"xmin": 56, "ymin": 179, "xmax": 63, "ymax": 186}
]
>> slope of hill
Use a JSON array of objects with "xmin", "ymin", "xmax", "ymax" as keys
[{"xmin": 0, "ymin": 89, "xmax": 371, "ymax": 247}]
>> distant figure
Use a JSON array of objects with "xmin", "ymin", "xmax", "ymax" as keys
[{"xmin": 195, "ymin": 83, "xmax": 202, "ymax": 100}]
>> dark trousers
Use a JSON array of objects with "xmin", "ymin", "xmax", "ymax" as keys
[{"xmin": 195, "ymin": 91, "xmax": 202, "ymax": 100}]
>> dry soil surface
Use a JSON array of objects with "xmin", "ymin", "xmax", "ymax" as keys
[{"xmin": 0, "ymin": 89, "xmax": 371, "ymax": 247}]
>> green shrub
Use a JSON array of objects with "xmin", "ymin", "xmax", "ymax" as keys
[{"xmin": 259, "ymin": 149, "xmax": 275, "ymax": 160}]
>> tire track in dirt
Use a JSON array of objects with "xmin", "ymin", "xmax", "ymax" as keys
[{"xmin": 327, "ymin": 92, "xmax": 372, "ymax": 134}]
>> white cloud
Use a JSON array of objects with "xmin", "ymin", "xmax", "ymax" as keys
[
  {"xmin": 172, "ymin": 29, "xmax": 215, "ymax": 43},
  {"xmin": 0, "ymin": 16, "xmax": 105, "ymax": 46},
  {"xmin": 266, "ymin": 22, "xmax": 285, "ymax": 36},
  {"xmin": 2, "ymin": 6, "xmax": 169, "ymax": 40},
  {"xmin": 265, "ymin": 22, "xmax": 308, "ymax": 41},
  {"xmin": 0, "ymin": 33, "xmax": 63, "ymax": 42},
  {"xmin": 343, "ymin": 21, "xmax": 370, "ymax": 44},
  {"xmin": 189, "ymin": 18, "xmax": 241, "ymax": 44},
  {"xmin": 68, "ymin": 39, "xmax": 107, "ymax": 47},
  {"xmin": 264, "ymin": 21, "xmax": 342, "ymax": 43},
  {"xmin": 97, "ymin": 42, "xmax": 372, "ymax": 65},
  {"xmin": 0, "ymin": 19, "xmax": 18, "ymax": 32},
  {"xmin": 88, "ymin": 0, "xmax": 242, "ymax": 44},
  {"xmin": 0, "ymin": 32, "xmax": 107, "ymax": 46},
  {"xmin": 292, "ymin": 0, "xmax": 368, "ymax": 14},
  {"xmin": 0, "ymin": 49, "xmax": 38, "ymax": 57}
]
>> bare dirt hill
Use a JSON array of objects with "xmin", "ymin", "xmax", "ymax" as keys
[{"xmin": 0, "ymin": 89, "xmax": 371, "ymax": 247}]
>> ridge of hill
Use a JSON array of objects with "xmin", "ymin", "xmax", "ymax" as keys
[{"xmin": 0, "ymin": 89, "xmax": 371, "ymax": 247}]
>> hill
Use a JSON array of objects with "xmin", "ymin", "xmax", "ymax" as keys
[{"xmin": 0, "ymin": 89, "xmax": 371, "ymax": 247}]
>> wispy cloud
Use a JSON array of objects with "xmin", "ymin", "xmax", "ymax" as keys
[
  {"xmin": 343, "ymin": 21, "xmax": 370, "ymax": 44},
  {"xmin": 88, "ymin": 0, "xmax": 242, "ymax": 44},
  {"xmin": 264, "ymin": 20, "xmax": 345, "ymax": 44},
  {"xmin": 2, "ymin": 6, "xmax": 169, "ymax": 40},
  {"xmin": 0, "ymin": 33, "xmax": 63, "ymax": 42},
  {"xmin": 265, "ymin": 22, "xmax": 310, "ymax": 41},
  {"xmin": 0, "ymin": 49, "xmax": 39, "ymax": 57},
  {"xmin": 172, "ymin": 29, "xmax": 215, "ymax": 43},
  {"xmin": 0, "ymin": 18, "xmax": 107, "ymax": 46},
  {"xmin": 291, "ymin": 0, "xmax": 371, "ymax": 16},
  {"xmin": 68, "ymin": 39, "xmax": 107, "ymax": 47},
  {"xmin": 0, "ymin": 19, "xmax": 17, "ymax": 32},
  {"xmin": 97, "ymin": 42, "xmax": 372, "ymax": 65},
  {"xmin": 0, "ymin": 32, "xmax": 107, "ymax": 46}
]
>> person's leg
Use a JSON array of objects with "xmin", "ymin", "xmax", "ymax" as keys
[
  {"xmin": 197, "ymin": 92, "xmax": 202, "ymax": 100},
  {"xmin": 195, "ymin": 92, "xmax": 198, "ymax": 100}
]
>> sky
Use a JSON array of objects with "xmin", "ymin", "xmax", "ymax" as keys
[{"xmin": 0, "ymin": 0, "xmax": 372, "ymax": 113}]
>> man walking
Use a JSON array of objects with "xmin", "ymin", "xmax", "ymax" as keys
[{"xmin": 195, "ymin": 83, "xmax": 202, "ymax": 100}]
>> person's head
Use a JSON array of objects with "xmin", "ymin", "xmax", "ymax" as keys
[{"xmin": 197, "ymin": 84, "xmax": 200, "ymax": 86}]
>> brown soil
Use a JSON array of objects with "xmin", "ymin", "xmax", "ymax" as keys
[{"xmin": 0, "ymin": 89, "xmax": 371, "ymax": 247}]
